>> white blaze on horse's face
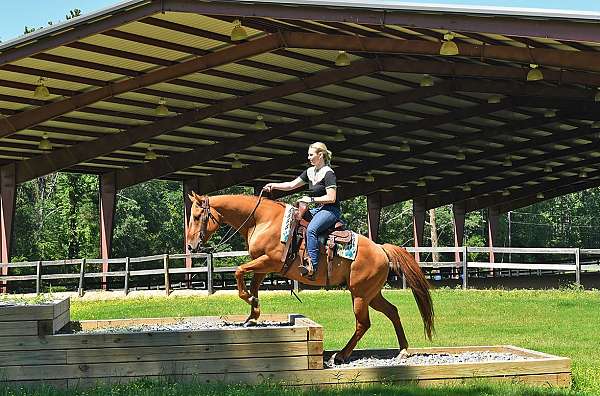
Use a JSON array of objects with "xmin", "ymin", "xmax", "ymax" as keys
[
  {"xmin": 186, "ymin": 193, "xmax": 221, "ymax": 253},
  {"xmin": 186, "ymin": 197, "xmax": 202, "ymax": 253}
]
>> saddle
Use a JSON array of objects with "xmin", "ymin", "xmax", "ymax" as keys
[{"xmin": 281, "ymin": 202, "xmax": 352, "ymax": 284}]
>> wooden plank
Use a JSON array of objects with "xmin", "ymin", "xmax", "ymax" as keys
[
  {"xmin": 468, "ymin": 262, "xmax": 575, "ymax": 271},
  {"xmin": 53, "ymin": 298, "xmax": 70, "ymax": 319},
  {"xmin": 2, "ymin": 379, "xmax": 67, "ymax": 389},
  {"xmin": 52, "ymin": 309, "xmax": 70, "ymax": 334},
  {"xmin": 308, "ymin": 340, "xmax": 324, "ymax": 356},
  {"xmin": 2, "ymin": 356, "xmax": 309, "ymax": 380},
  {"xmin": 0, "ymin": 327, "xmax": 308, "ymax": 351},
  {"xmin": 308, "ymin": 355, "xmax": 323, "ymax": 370},
  {"xmin": 66, "ymin": 341, "xmax": 309, "ymax": 364},
  {"xmin": 0, "ymin": 321, "xmax": 39, "ymax": 336},
  {"xmin": 0, "ymin": 350, "xmax": 66, "ymax": 366},
  {"xmin": 0, "ymin": 304, "xmax": 54, "ymax": 321},
  {"xmin": 294, "ymin": 317, "xmax": 323, "ymax": 341}
]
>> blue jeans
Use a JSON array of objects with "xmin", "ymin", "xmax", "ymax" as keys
[{"xmin": 306, "ymin": 205, "xmax": 341, "ymax": 270}]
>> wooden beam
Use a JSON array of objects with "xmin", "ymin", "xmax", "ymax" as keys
[
  {"xmin": 99, "ymin": 172, "xmax": 116, "ymax": 290},
  {"xmin": 488, "ymin": 207, "xmax": 500, "ymax": 264},
  {"xmin": 0, "ymin": 34, "xmax": 284, "ymax": 138},
  {"xmin": 114, "ymin": 81, "xmax": 451, "ymax": 189},
  {"xmin": 367, "ymin": 193, "xmax": 382, "ymax": 242},
  {"xmin": 413, "ymin": 199, "xmax": 426, "ymax": 262},
  {"xmin": 452, "ymin": 203, "xmax": 466, "ymax": 263},
  {"xmin": 0, "ymin": 164, "xmax": 16, "ymax": 265}
]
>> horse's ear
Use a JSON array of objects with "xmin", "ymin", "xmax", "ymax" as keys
[{"xmin": 188, "ymin": 193, "xmax": 196, "ymax": 203}]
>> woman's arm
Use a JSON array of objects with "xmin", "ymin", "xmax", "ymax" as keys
[
  {"xmin": 312, "ymin": 187, "xmax": 336, "ymax": 204},
  {"xmin": 264, "ymin": 177, "xmax": 305, "ymax": 192}
]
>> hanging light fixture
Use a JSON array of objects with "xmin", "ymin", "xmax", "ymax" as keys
[
  {"xmin": 526, "ymin": 64, "xmax": 543, "ymax": 81},
  {"xmin": 230, "ymin": 19, "xmax": 248, "ymax": 41},
  {"xmin": 253, "ymin": 114, "xmax": 267, "ymax": 130},
  {"xmin": 333, "ymin": 128, "xmax": 345, "ymax": 142},
  {"xmin": 439, "ymin": 32, "xmax": 459, "ymax": 56},
  {"xmin": 38, "ymin": 133, "xmax": 52, "ymax": 150},
  {"xmin": 502, "ymin": 189, "xmax": 510, "ymax": 196},
  {"xmin": 399, "ymin": 141, "xmax": 410, "ymax": 152},
  {"xmin": 536, "ymin": 192, "xmax": 545, "ymax": 199},
  {"xmin": 231, "ymin": 155, "xmax": 243, "ymax": 169},
  {"xmin": 487, "ymin": 95, "xmax": 502, "ymax": 104},
  {"xmin": 155, "ymin": 98, "xmax": 168, "ymax": 116},
  {"xmin": 544, "ymin": 164, "xmax": 552, "ymax": 173},
  {"xmin": 33, "ymin": 77, "xmax": 50, "ymax": 99},
  {"xmin": 455, "ymin": 149, "xmax": 466, "ymax": 161},
  {"xmin": 592, "ymin": 121, "xmax": 600, "ymax": 129},
  {"xmin": 594, "ymin": 88, "xmax": 600, "ymax": 102},
  {"xmin": 365, "ymin": 172, "xmax": 375, "ymax": 182},
  {"xmin": 334, "ymin": 51, "xmax": 351, "ymax": 67},
  {"xmin": 416, "ymin": 179, "xmax": 426, "ymax": 187},
  {"xmin": 420, "ymin": 74, "xmax": 434, "ymax": 87},
  {"xmin": 462, "ymin": 184, "xmax": 472, "ymax": 192},
  {"xmin": 503, "ymin": 155, "xmax": 512, "ymax": 167},
  {"xmin": 579, "ymin": 169, "xmax": 588, "ymax": 178},
  {"xmin": 544, "ymin": 108, "xmax": 557, "ymax": 118},
  {"xmin": 144, "ymin": 145, "xmax": 157, "ymax": 160}
]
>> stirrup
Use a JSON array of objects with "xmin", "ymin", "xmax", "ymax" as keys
[{"xmin": 299, "ymin": 257, "xmax": 316, "ymax": 280}]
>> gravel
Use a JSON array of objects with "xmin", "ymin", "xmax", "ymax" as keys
[
  {"xmin": 0, "ymin": 299, "xmax": 60, "ymax": 306},
  {"xmin": 75, "ymin": 319, "xmax": 293, "ymax": 334},
  {"xmin": 329, "ymin": 351, "xmax": 533, "ymax": 368}
]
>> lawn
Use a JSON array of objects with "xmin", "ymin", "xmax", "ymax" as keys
[{"xmin": 3, "ymin": 288, "xmax": 599, "ymax": 395}]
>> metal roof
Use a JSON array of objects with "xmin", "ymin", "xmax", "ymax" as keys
[{"xmin": 1, "ymin": 0, "xmax": 600, "ymax": 212}]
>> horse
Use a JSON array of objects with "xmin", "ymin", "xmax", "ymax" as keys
[{"xmin": 186, "ymin": 193, "xmax": 434, "ymax": 365}]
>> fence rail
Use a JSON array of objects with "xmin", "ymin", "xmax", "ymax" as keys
[{"xmin": 1, "ymin": 246, "xmax": 598, "ymax": 295}]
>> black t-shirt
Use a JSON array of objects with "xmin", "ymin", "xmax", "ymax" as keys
[{"xmin": 299, "ymin": 166, "xmax": 339, "ymax": 207}]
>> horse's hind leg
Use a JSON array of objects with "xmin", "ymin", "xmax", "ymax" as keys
[
  {"xmin": 329, "ymin": 295, "xmax": 371, "ymax": 366},
  {"xmin": 369, "ymin": 292, "xmax": 409, "ymax": 357},
  {"xmin": 245, "ymin": 273, "xmax": 267, "ymax": 326}
]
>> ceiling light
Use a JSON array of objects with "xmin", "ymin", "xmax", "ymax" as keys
[
  {"xmin": 503, "ymin": 155, "xmax": 512, "ymax": 167},
  {"xmin": 536, "ymin": 192, "xmax": 545, "ymax": 199},
  {"xmin": 526, "ymin": 64, "xmax": 543, "ymax": 82},
  {"xmin": 231, "ymin": 155, "xmax": 243, "ymax": 169},
  {"xmin": 462, "ymin": 184, "xmax": 472, "ymax": 192},
  {"xmin": 230, "ymin": 19, "xmax": 248, "ymax": 41},
  {"xmin": 544, "ymin": 165, "xmax": 552, "ymax": 173},
  {"xmin": 579, "ymin": 169, "xmax": 588, "ymax": 178},
  {"xmin": 502, "ymin": 189, "xmax": 510, "ymax": 196},
  {"xmin": 592, "ymin": 121, "xmax": 600, "ymax": 129},
  {"xmin": 416, "ymin": 179, "xmax": 426, "ymax": 187},
  {"xmin": 144, "ymin": 146, "xmax": 157, "ymax": 160},
  {"xmin": 365, "ymin": 172, "xmax": 375, "ymax": 183},
  {"xmin": 544, "ymin": 108, "xmax": 556, "ymax": 118},
  {"xmin": 155, "ymin": 98, "xmax": 168, "ymax": 116},
  {"xmin": 334, "ymin": 51, "xmax": 350, "ymax": 67},
  {"xmin": 487, "ymin": 95, "xmax": 502, "ymax": 104},
  {"xmin": 455, "ymin": 149, "xmax": 466, "ymax": 161},
  {"xmin": 439, "ymin": 33, "xmax": 459, "ymax": 56},
  {"xmin": 253, "ymin": 114, "xmax": 267, "ymax": 130},
  {"xmin": 595, "ymin": 88, "xmax": 600, "ymax": 102},
  {"xmin": 399, "ymin": 141, "xmax": 410, "ymax": 152},
  {"xmin": 334, "ymin": 128, "xmax": 345, "ymax": 142},
  {"xmin": 33, "ymin": 77, "xmax": 50, "ymax": 99},
  {"xmin": 420, "ymin": 74, "xmax": 434, "ymax": 87},
  {"xmin": 38, "ymin": 133, "xmax": 52, "ymax": 150}
]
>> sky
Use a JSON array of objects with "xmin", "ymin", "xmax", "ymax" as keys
[{"xmin": 1, "ymin": 0, "xmax": 599, "ymax": 43}]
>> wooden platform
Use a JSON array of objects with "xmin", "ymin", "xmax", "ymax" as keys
[{"xmin": 0, "ymin": 300, "xmax": 570, "ymax": 389}]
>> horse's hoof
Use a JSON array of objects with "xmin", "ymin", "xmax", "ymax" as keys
[
  {"xmin": 397, "ymin": 349, "xmax": 410, "ymax": 359},
  {"xmin": 243, "ymin": 319, "xmax": 257, "ymax": 328},
  {"xmin": 326, "ymin": 352, "xmax": 347, "ymax": 367}
]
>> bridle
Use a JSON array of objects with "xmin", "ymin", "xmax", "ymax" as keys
[{"xmin": 191, "ymin": 191, "xmax": 265, "ymax": 253}]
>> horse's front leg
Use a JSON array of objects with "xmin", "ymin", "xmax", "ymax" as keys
[
  {"xmin": 245, "ymin": 272, "xmax": 267, "ymax": 326},
  {"xmin": 234, "ymin": 255, "xmax": 279, "ymax": 324}
]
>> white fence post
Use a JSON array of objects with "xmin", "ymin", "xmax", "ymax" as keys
[
  {"xmin": 575, "ymin": 248, "xmax": 581, "ymax": 286},
  {"xmin": 462, "ymin": 246, "xmax": 468, "ymax": 290},
  {"xmin": 207, "ymin": 253, "xmax": 214, "ymax": 295}
]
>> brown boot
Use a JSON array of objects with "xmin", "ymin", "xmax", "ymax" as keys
[{"xmin": 299, "ymin": 257, "xmax": 316, "ymax": 280}]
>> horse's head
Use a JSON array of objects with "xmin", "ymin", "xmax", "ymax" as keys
[{"xmin": 186, "ymin": 192, "xmax": 221, "ymax": 253}]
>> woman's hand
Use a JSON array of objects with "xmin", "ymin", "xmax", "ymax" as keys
[{"xmin": 263, "ymin": 183, "xmax": 275, "ymax": 192}]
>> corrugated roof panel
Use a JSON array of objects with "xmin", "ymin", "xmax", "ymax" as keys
[
  {"xmin": 0, "ymin": 70, "xmax": 92, "ymax": 94},
  {"xmin": 13, "ymin": 58, "xmax": 123, "ymax": 83},
  {"xmin": 287, "ymin": 48, "xmax": 362, "ymax": 65},
  {"xmin": 215, "ymin": 62, "xmax": 292, "ymax": 83},
  {"xmin": 40, "ymin": 120, "xmax": 116, "ymax": 134},
  {"xmin": 46, "ymin": 46, "xmax": 158, "ymax": 72},
  {"xmin": 314, "ymin": 84, "xmax": 380, "ymax": 102},
  {"xmin": 81, "ymin": 33, "xmax": 192, "ymax": 62},
  {"xmin": 159, "ymin": 12, "xmax": 264, "ymax": 40},
  {"xmin": 147, "ymin": 80, "xmax": 235, "ymax": 101},
  {"xmin": 179, "ymin": 72, "xmax": 263, "ymax": 92}
]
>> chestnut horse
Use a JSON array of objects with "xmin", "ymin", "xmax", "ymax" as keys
[{"xmin": 186, "ymin": 193, "xmax": 434, "ymax": 364}]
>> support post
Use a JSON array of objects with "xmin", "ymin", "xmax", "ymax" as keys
[
  {"xmin": 487, "ymin": 207, "xmax": 500, "ymax": 276},
  {"xmin": 99, "ymin": 172, "xmax": 116, "ymax": 290},
  {"xmin": 163, "ymin": 254, "xmax": 170, "ymax": 296},
  {"xmin": 36, "ymin": 261, "xmax": 42, "ymax": 295},
  {"xmin": 124, "ymin": 257, "xmax": 130, "ymax": 296},
  {"xmin": 78, "ymin": 259, "xmax": 86, "ymax": 297},
  {"xmin": 367, "ymin": 193, "xmax": 382, "ymax": 242},
  {"xmin": 452, "ymin": 203, "xmax": 466, "ymax": 265},
  {"xmin": 183, "ymin": 177, "xmax": 200, "ymax": 287},
  {"xmin": 412, "ymin": 199, "xmax": 426, "ymax": 263},
  {"xmin": 575, "ymin": 248, "xmax": 581, "ymax": 287},
  {"xmin": 206, "ymin": 253, "xmax": 214, "ymax": 295},
  {"xmin": 462, "ymin": 246, "xmax": 468, "ymax": 290},
  {"xmin": 1, "ymin": 163, "xmax": 16, "ymax": 294}
]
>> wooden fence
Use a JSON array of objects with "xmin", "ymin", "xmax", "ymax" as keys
[{"xmin": 1, "ymin": 246, "xmax": 598, "ymax": 295}]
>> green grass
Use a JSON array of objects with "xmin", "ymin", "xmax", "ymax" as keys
[{"xmin": 4, "ymin": 289, "xmax": 600, "ymax": 395}]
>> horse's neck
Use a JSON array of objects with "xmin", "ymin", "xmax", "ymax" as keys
[{"xmin": 210, "ymin": 195, "xmax": 270, "ymax": 231}]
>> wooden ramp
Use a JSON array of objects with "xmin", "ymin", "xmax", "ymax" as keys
[{"xmin": 0, "ymin": 298, "xmax": 570, "ymax": 389}]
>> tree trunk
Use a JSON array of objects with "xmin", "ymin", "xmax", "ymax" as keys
[{"xmin": 429, "ymin": 208, "xmax": 439, "ymax": 263}]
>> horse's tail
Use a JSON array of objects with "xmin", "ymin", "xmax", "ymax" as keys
[{"xmin": 381, "ymin": 243, "xmax": 434, "ymax": 340}]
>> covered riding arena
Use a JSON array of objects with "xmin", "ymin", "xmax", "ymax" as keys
[{"xmin": 2, "ymin": 0, "xmax": 600, "ymax": 286}]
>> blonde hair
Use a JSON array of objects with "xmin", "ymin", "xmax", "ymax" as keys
[{"xmin": 310, "ymin": 142, "xmax": 333, "ymax": 165}]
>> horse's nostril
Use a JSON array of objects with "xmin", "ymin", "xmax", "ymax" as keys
[{"xmin": 187, "ymin": 245, "xmax": 193, "ymax": 252}]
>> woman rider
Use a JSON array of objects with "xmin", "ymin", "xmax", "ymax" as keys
[{"xmin": 263, "ymin": 142, "xmax": 340, "ymax": 280}]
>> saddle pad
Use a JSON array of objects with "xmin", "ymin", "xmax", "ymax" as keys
[
  {"xmin": 280, "ymin": 204, "xmax": 296, "ymax": 243},
  {"xmin": 336, "ymin": 232, "xmax": 358, "ymax": 261}
]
